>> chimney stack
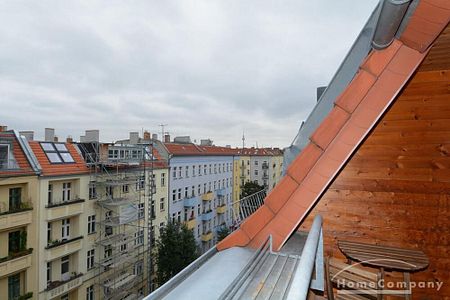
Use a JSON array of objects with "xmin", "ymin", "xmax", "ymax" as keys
[
  {"xmin": 54, "ymin": 136, "xmax": 59, "ymax": 142},
  {"xmin": 66, "ymin": 136, "xmax": 73, "ymax": 143},
  {"xmin": 143, "ymin": 131, "xmax": 151, "ymax": 140},
  {"xmin": 0, "ymin": 125, "xmax": 7, "ymax": 132},
  {"xmin": 152, "ymin": 133, "xmax": 158, "ymax": 141},
  {"xmin": 19, "ymin": 131, "xmax": 34, "ymax": 141},
  {"xmin": 130, "ymin": 132, "xmax": 139, "ymax": 145},
  {"xmin": 164, "ymin": 134, "xmax": 170, "ymax": 143},
  {"xmin": 84, "ymin": 130, "xmax": 99, "ymax": 143},
  {"xmin": 45, "ymin": 128, "xmax": 55, "ymax": 142}
]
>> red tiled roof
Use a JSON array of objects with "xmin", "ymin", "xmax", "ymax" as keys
[
  {"xmin": 217, "ymin": 1, "xmax": 449, "ymax": 252},
  {"xmin": 164, "ymin": 143, "xmax": 283, "ymax": 157},
  {"xmin": 0, "ymin": 132, "xmax": 36, "ymax": 177},
  {"xmin": 29, "ymin": 141, "xmax": 89, "ymax": 177}
]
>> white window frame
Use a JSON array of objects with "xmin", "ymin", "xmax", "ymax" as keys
[
  {"xmin": 87, "ymin": 249, "xmax": 95, "ymax": 270},
  {"xmin": 88, "ymin": 215, "xmax": 96, "ymax": 234},
  {"xmin": 62, "ymin": 182, "xmax": 71, "ymax": 202},
  {"xmin": 61, "ymin": 218, "xmax": 70, "ymax": 240}
]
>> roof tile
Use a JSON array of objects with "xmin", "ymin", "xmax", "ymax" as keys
[
  {"xmin": 240, "ymin": 205, "xmax": 274, "ymax": 239},
  {"xmin": 216, "ymin": 229, "xmax": 250, "ymax": 251},
  {"xmin": 310, "ymin": 106, "xmax": 350, "ymax": 150},
  {"xmin": 286, "ymin": 143, "xmax": 323, "ymax": 184},
  {"xmin": 360, "ymin": 39, "xmax": 402, "ymax": 76},
  {"xmin": 335, "ymin": 69, "xmax": 377, "ymax": 113},
  {"xmin": 264, "ymin": 175, "xmax": 298, "ymax": 213}
]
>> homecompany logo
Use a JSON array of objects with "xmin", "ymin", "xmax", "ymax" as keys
[{"xmin": 332, "ymin": 259, "xmax": 444, "ymax": 296}]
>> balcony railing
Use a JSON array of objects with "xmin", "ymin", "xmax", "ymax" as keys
[
  {"xmin": 185, "ymin": 218, "xmax": 196, "ymax": 230},
  {"xmin": 45, "ymin": 236, "xmax": 83, "ymax": 261},
  {"xmin": 216, "ymin": 205, "xmax": 226, "ymax": 214},
  {"xmin": 201, "ymin": 210, "xmax": 213, "ymax": 221},
  {"xmin": 0, "ymin": 248, "xmax": 33, "ymax": 278},
  {"xmin": 46, "ymin": 236, "xmax": 83, "ymax": 249},
  {"xmin": 231, "ymin": 188, "xmax": 267, "ymax": 229},
  {"xmin": 183, "ymin": 195, "xmax": 200, "ymax": 207},
  {"xmin": 0, "ymin": 201, "xmax": 32, "ymax": 215},
  {"xmin": 201, "ymin": 231, "xmax": 213, "ymax": 242},
  {"xmin": 0, "ymin": 206, "xmax": 33, "ymax": 231},
  {"xmin": 46, "ymin": 198, "xmax": 85, "ymax": 208},
  {"xmin": 202, "ymin": 192, "xmax": 213, "ymax": 201},
  {"xmin": 46, "ymin": 272, "xmax": 83, "ymax": 299}
]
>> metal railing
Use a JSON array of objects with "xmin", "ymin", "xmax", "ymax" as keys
[
  {"xmin": 286, "ymin": 215, "xmax": 324, "ymax": 300},
  {"xmin": 230, "ymin": 188, "xmax": 267, "ymax": 229}
]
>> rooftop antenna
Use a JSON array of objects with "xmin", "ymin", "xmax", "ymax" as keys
[
  {"xmin": 159, "ymin": 124, "xmax": 168, "ymax": 139},
  {"xmin": 242, "ymin": 130, "xmax": 246, "ymax": 149}
]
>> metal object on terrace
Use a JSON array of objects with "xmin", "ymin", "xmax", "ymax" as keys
[{"xmin": 231, "ymin": 188, "xmax": 267, "ymax": 227}]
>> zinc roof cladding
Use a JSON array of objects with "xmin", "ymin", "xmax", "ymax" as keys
[
  {"xmin": 0, "ymin": 131, "xmax": 36, "ymax": 177},
  {"xmin": 29, "ymin": 141, "xmax": 89, "ymax": 177},
  {"xmin": 164, "ymin": 143, "xmax": 283, "ymax": 157},
  {"xmin": 218, "ymin": 0, "xmax": 449, "ymax": 253}
]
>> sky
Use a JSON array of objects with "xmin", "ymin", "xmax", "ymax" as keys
[{"xmin": 0, "ymin": 0, "xmax": 379, "ymax": 148}]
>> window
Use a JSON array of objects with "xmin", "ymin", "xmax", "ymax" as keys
[
  {"xmin": 122, "ymin": 184, "xmax": 129, "ymax": 193},
  {"xmin": 61, "ymin": 255, "xmax": 70, "ymax": 279},
  {"xmin": 191, "ymin": 186, "xmax": 195, "ymax": 197},
  {"xmin": 40, "ymin": 142, "xmax": 75, "ymax": 163},
  {"xmin": 135, "ymin": 230, "xmax": 144, "ymax": 245},
  {"xmin": 184, "ymin": 187, "xmax": 188, "ymax": 198},
  {"xmin": 159, "ymin": 222, "xmax": 164, "ymax": 234},
  {"xmin": 0, "ymin": 144, "xmax": 9, "ymax": 169},
  {"xmin": 198, "ymin": 165, "xmax": 201, "ymax": 175},
  {"xmin": 8, "ymin": 273, "xmax": 21, "ymax": 300},
  {"xmin": 138, "ymin": 176, "xmax": 145, "ymax": 190},
  {"xmin": 134, "ymin": 261, "xmax": 143, "ymax": 275},
  {"xmin": 62, "ymin": 219, "xmax": 70, "ymax": 240},
  {"xmin": 104, "ymin": 245, "xmax": 112, "ymax": 259},
  {"xmin": 178, "ymin": 167, "xmax": 182, "ymax": 178},
  {"xmin": 159, "ymin": 197, "xmax": 165, "ymax": 211},
  {"xmin": 47, "ymin": 223, "xmax": 52, "ymax": 243},
  {"xmin": 255, "ymin": 170, "xmax": 258, "ymax": 176},
  {"xmin": 255, "ymin": 161, "xmax": 258, "ymax": 166},
  {"xmin": 172, "ymin": 190, "xmax": 176, "ymax": 202},
  {"xmin": 161, "ymin": 173, "xmax": 166, "ymax": 186},
  {"xmin": 48, "ymin": 184, "xmax": 53, "ymax": 204},
  {"xmin": 89, "ymin": 182, "xmax": 97, "ymax": 199},
  {"xmin": 88, "ymin": 215, "xmax": 96, "ymax": 234},
  {"xmin": 172, "ymin": 167, "xmax": 177, "ymax": 179},
  {"xmin": 86, "ymin": 285, "xmax": 94, "ymax": 300},
  {"xmin": 87, "ymin": 249, "xmax": 95, "ymax": 270},
  {"xmin": 192, "ymin": 165, "xmax": 196, "ymax": 177},
  {"xmin": 185, "ymin": 166, "xmax": 189, "ymax": 178},
  {"xmin": 178, "ymin": 188, "xmax": 181, "ymax": 200},
  {"xmin": 8, "ymin": 230, "xmax": 23, "ymax": 253},
  {"xmin": 61, "ymin": 294, "xmax": 69, "ymax": 300},
  {"xmin": 8, "ymin": 187, "xmax": 21, "ymax": 211},
  {"xmin": 47, "ymin": 262, "xmax": 52, "ymax": 285},
  {"xmin": 214, "ymin": 164, "xmax": 217, "ymax": 173},
  {"xmin": 138, "ymin": 203, "xmax": 145, "ymax": 219},
  {"xmin": 204, "ymin": 165, "xmax": 207, "ymax": 175},
  {"xmin": 62, "ymin": 182, "xmax": 71, "ymax": 202}
]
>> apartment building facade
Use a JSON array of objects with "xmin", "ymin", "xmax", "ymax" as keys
[
  {"xmin": 159, "ymin": 143, "xmax": 234, "ymax": 253},
  {"xmin": 0, "ymin": 130, "xmax": 40, "ymax": 300}
]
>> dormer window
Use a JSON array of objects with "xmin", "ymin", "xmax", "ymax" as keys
[
  {"xmin": 40, "ymin": 142, "xmax": 75, "ymax": 164},
  {"xmin": 0, "ymin": 144, "xmax": 9, "ymax": 169}
]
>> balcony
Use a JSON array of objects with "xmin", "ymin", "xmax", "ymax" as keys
[
  {"xmin": 46, "ymin": 199, "xmax": 84, "ymax": 221},
  {"xmin": 45, "ymin": 236, "xmax": 83, "ymax": 261},
  {"xmin": 216, "ymin": 188, "xmax": 226, "ymax": 197},
  {"xmin": 201, "ymin": 231, "xmax": 213, "ymax": 242},
  {"xmin": 216, "ymin": 205, "xmax": 226, "ymax": 214},
  {"xmin": 185, "ymin": 218, "xmax": 196, "ymax": 230},
  {"xmin": 202, "ymin": 192, "xmax": 213, "ymax": 201},
  {"xmin": 0, "ymin": 248, "xmax": 32, "ymax": 278},
  {"xmin": 262, "ymin": 163, "xmax": 269, "ymax": 169},
  {"xmin": 201, "ymin": 210, "xmax": 213, "ymax": 221},
  {"xmin": 46, "ymin": 273, "xmax": 83, "ymax": 299},
  {"xmin": 0, "ymin": 206, "xmax": 32, "ymax": 231},
  {"xmin": 184, "ymin": 195, "xmax": 200, "ymax": 207}
]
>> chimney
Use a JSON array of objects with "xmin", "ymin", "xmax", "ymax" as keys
[
  {"xmin": 0, "ymin": 125, "xmax": 7, "ymax": 132},
  {"xmin": 85, "ymin": 130, "xmax": 99, "ymax": 143},
  {"xmin": 152, "ymin": 133, "xmax": 158, "ymax": 141},
  {"xmin": 66, "ymin": 136, "xmax": 73, "ymax": 143},
  {"xmin": 130, "ymin": 132, "xmax": 139, "ymax": 145},
  {"xmin": 317, "ymin": 86, "xmax": 327, "ymax": 102},
  {"xmin": 80, "ymin": 135, "xmax": 86, "ymax": 142},
  {"xmin": 20, "ymin": 131, "xmax": 34, "ymax": 141},
  {"xmin": 143, "ymin": 131, "xmax": 151, "ymax": 140},
  {"xmin": 54, "ymin": 136, "xmax": 59, "ymax": 142},
  {"xmin": 45, "ymin": 128, "xmax": 55, "ymax": 142},
  {"xmin": 164, "ymin": 134, "xmax": 170, "ymax": 143}
]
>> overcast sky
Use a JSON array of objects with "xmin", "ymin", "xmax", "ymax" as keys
[{"xmin": 0, "ymin": 0, "xmax": 378, "ymax": 148}]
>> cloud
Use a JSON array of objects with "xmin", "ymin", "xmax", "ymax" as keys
[{"xmin": 0, "ymin": 0, "xmax": 378, "ymax": 147}]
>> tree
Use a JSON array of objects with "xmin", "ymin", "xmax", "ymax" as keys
[
  {"xmin": 217, "ymin": 225, "xmax": 230, "ymax": 242},
  {"xmin": 240, "ymin": 181, "xmax": 265, "ymax": 198},
  {"xmin": 156, "ymin": 222, "xmax": 198, "ymax": 285}
]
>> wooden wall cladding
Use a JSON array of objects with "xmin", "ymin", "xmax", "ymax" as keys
[{"xmin": 300, "ymin": 26, "xmax": 450, "ymax": 299}]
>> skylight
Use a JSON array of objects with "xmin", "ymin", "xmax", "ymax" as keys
[{"xmin": 40, "ymin": 142, "xmax": 75, "ymax": 164}]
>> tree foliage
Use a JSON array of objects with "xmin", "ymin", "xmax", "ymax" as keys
[
  {"xmin": 217, "ymin": 225, "xmax": 230, "ymax": 242},
  {"xmin": 240, "ymin": 181, "xmax": 265, "ymax": 198},
  {"xmin": 156, "ymin": 222, "xmax": 199, "ymax": 285}
]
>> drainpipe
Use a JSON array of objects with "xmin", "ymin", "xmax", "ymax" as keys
[
  {"xmin": 286, "ymin": 215, "xmax": 323, "ymax": 300},
  {"xmin": 372, "ymin": 0, "xmax": 411, "ymax": 49}
]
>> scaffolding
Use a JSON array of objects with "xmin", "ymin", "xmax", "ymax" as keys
[{"xmin": 79, "ymin": 141, "xmax": 156, "ymax": 300}]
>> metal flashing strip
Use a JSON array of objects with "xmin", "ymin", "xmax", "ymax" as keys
[{"xmin": 14, "ymin": 130, "xmax": 41, "ymax": 173}]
